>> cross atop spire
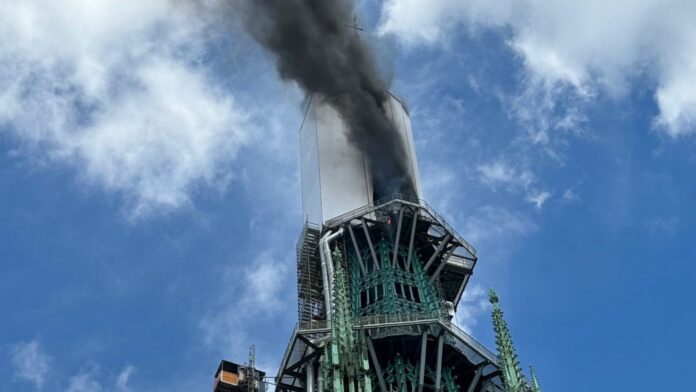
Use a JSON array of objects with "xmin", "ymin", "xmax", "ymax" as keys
[{"xmin": 349, "ymin": 14, "xmax": 365, "ymax": 34}]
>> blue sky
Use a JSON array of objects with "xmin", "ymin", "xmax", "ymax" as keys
[{"xmin": 1, "ymin": 1, "xmax": 696, "ymax": 391}]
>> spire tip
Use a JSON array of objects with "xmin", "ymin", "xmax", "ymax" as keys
[{"xmin": 488, "ymin": 288, "xmax": 499, "ymax": 305}]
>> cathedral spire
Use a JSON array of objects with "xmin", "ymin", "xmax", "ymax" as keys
[{"xmin": 489, "ymin": 289, "xmax": 526, "ymax": 392}]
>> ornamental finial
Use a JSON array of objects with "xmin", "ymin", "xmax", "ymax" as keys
[{"xmin": 488, "ymin": 288, "xmax": 499, "ymax": 305}]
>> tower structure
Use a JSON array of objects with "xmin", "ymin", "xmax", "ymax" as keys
[{"xmin": 275, "ymin": 93, "xmax": 507, "ymax": 392}]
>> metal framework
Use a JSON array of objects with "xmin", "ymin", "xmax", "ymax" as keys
[
  {"xmin": 280, "ymin": 197, "xmax": 505, "ymax": 392},
  {"xmin": 297, "ymin": 222, "xmax": 325, "ymax": 323},
  {"xmin": 296, "ymin": 195, "xmax": 478, "ymax": 322}
]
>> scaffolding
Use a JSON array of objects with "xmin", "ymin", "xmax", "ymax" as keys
[{"xmin": 297, "ymin": 222, "xmax": 325, "ymax": 323}]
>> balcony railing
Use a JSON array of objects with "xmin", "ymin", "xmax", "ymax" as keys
[
  {"xmin": 324, "ymin": 193, "xmax": 476, "ymax": 257},
  {"xmin": 295, "ymin": 311, "xmax": 497, "ymax": 365}
]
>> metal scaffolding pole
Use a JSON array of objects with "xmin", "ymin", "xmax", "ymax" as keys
[
  {"xmin": 406, "ymin": 210, "xmax": 419, "ymax": 270},
  {"xmin": 305, "ymin": 355, "xmax": 314, "ymax": 392},
  {"xmin": 435, "ymin": 334, "xmax": 444, "ymax": 392},
  {"xmin": 424, "ymin": 235, "xmax": 450, "ymax": 272},
  {"xmin": 466, "ymin": 363, "xmax": 485, "ymax": 392},
  {"xmin": 361, "ymin": 219, "xmax": 379, "ymax": 270},
  {"xmin": 366, "ymin": 337, "xmax": 388, "ymax": 392},
  {"xmin": 347, "ymin": 224, "xmax": 367, "ymax": 275},
  {"xmin": 392, "ymin": 207, "xmax": 404, "ymax": 267},
  {"xmin": 418, "ymin": 331, "xmax": 428, "ymax": 392}
]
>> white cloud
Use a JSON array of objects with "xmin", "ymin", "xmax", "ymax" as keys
[
  {"xmin": 477, "ymin": 160, "xmax": 533, "ymax": 190},
  {"xmin": 525, "ymin": 191, "xmax": 551, "ymax": 210},
  {"xmin": 10, "ymin": 340, "xmax": 51, "ymax": 390},
  {"xmin": 65, "ymin": 365, "xmax": 136, "ymax": 392},
  {"xmin": 655, "ymin": 68, "xmax": 696, "ymax": 136},
  {"xmin": 378, "ymin": 0, "xmax": 515, "ymax": 46},
  {"xmin": 199, "ymin": 250, "xmax": 294, "ymax": 361},
  {"xmin": 462, "ymin": 205, "xmax": 536, "ymax": 246},
  {"xmin": 116, "ymin": 366, "xmax": 135, "ymax": 392},
  {"xmin": 455, "ymin": 284, "xmax": 490, "ymax": 334},
  {"xmin": 66, "ymin": 373, "xmax": 104, "ymax": 392},
  {"xmin": 507, "ymin": 81, "xmax": 589, "ymax": 148},
  {"xmin": 477, "ymin": 160, "xmax": 551, "ymax": 209},
  {"xmin": 378, "ymin": 0, "xmax": 696, "ymax": 136},
  {"xmin": 0, "ymin": 0, "xmax": 252, "ymax": 218},
  {"xmin": 644, "ymin": 215, "xmax": 679, "ymax": 237},
  {"xmin": 10, "ymin": 340, "xmax": 138, "ymax": 392},
  {"xmin": 243, "ymin": 251, "xmax": 291, "ymax": 313},
  {"xmin": 562, "ymin": 189, "xmax": 581, "ymax": 203}
]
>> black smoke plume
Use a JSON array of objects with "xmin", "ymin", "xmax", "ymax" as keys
[{"xmin": 242, "ymin": 0, "xmax": 416, "ymax": 200}]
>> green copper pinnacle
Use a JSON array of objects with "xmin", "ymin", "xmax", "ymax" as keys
[
  {"xmin": 326, "ymin": 248, "xmax": 371, "ymax": 392},
  {"xmin": 529, "ymin": 366, "xmax": 541, "ymax": 392},
  {"xmin": 489, "ymin": 289, "xmax": 541, "ymax": 392}
]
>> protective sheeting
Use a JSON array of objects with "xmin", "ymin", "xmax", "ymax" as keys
[{"xmin": 300, "ymin": 93, "xmax": 422, "ymax": 225}]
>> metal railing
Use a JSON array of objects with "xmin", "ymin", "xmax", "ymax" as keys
[
  {"xmin": 295, "ymin": 311, "xmax": 496, "ymax": 362},
  {"xmin": 297, "ymin": 312, "xmax": 438, "ymax": 334},
  {"xmin": 356, "ymin": 312, "xmax": 440, "ymax": 328},
  {"xmin": 447, "ymin": 254, "xmax": 476, "ymax": 271},
  {"xmin": 440, "ymin": 318, "xmax": 498, "ymax": 364},
  {"xmin": 324, "ymin": 193, "xmax": 476, "ymax": 257},
  {"xmin": 298, "ymin": 320, "xmax": 329, "ymax": 332}
]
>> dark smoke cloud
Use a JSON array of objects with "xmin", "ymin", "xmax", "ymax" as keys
[{"xmin": 241, "ymin": 0, "xmax": 416, "ymax": 200}]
